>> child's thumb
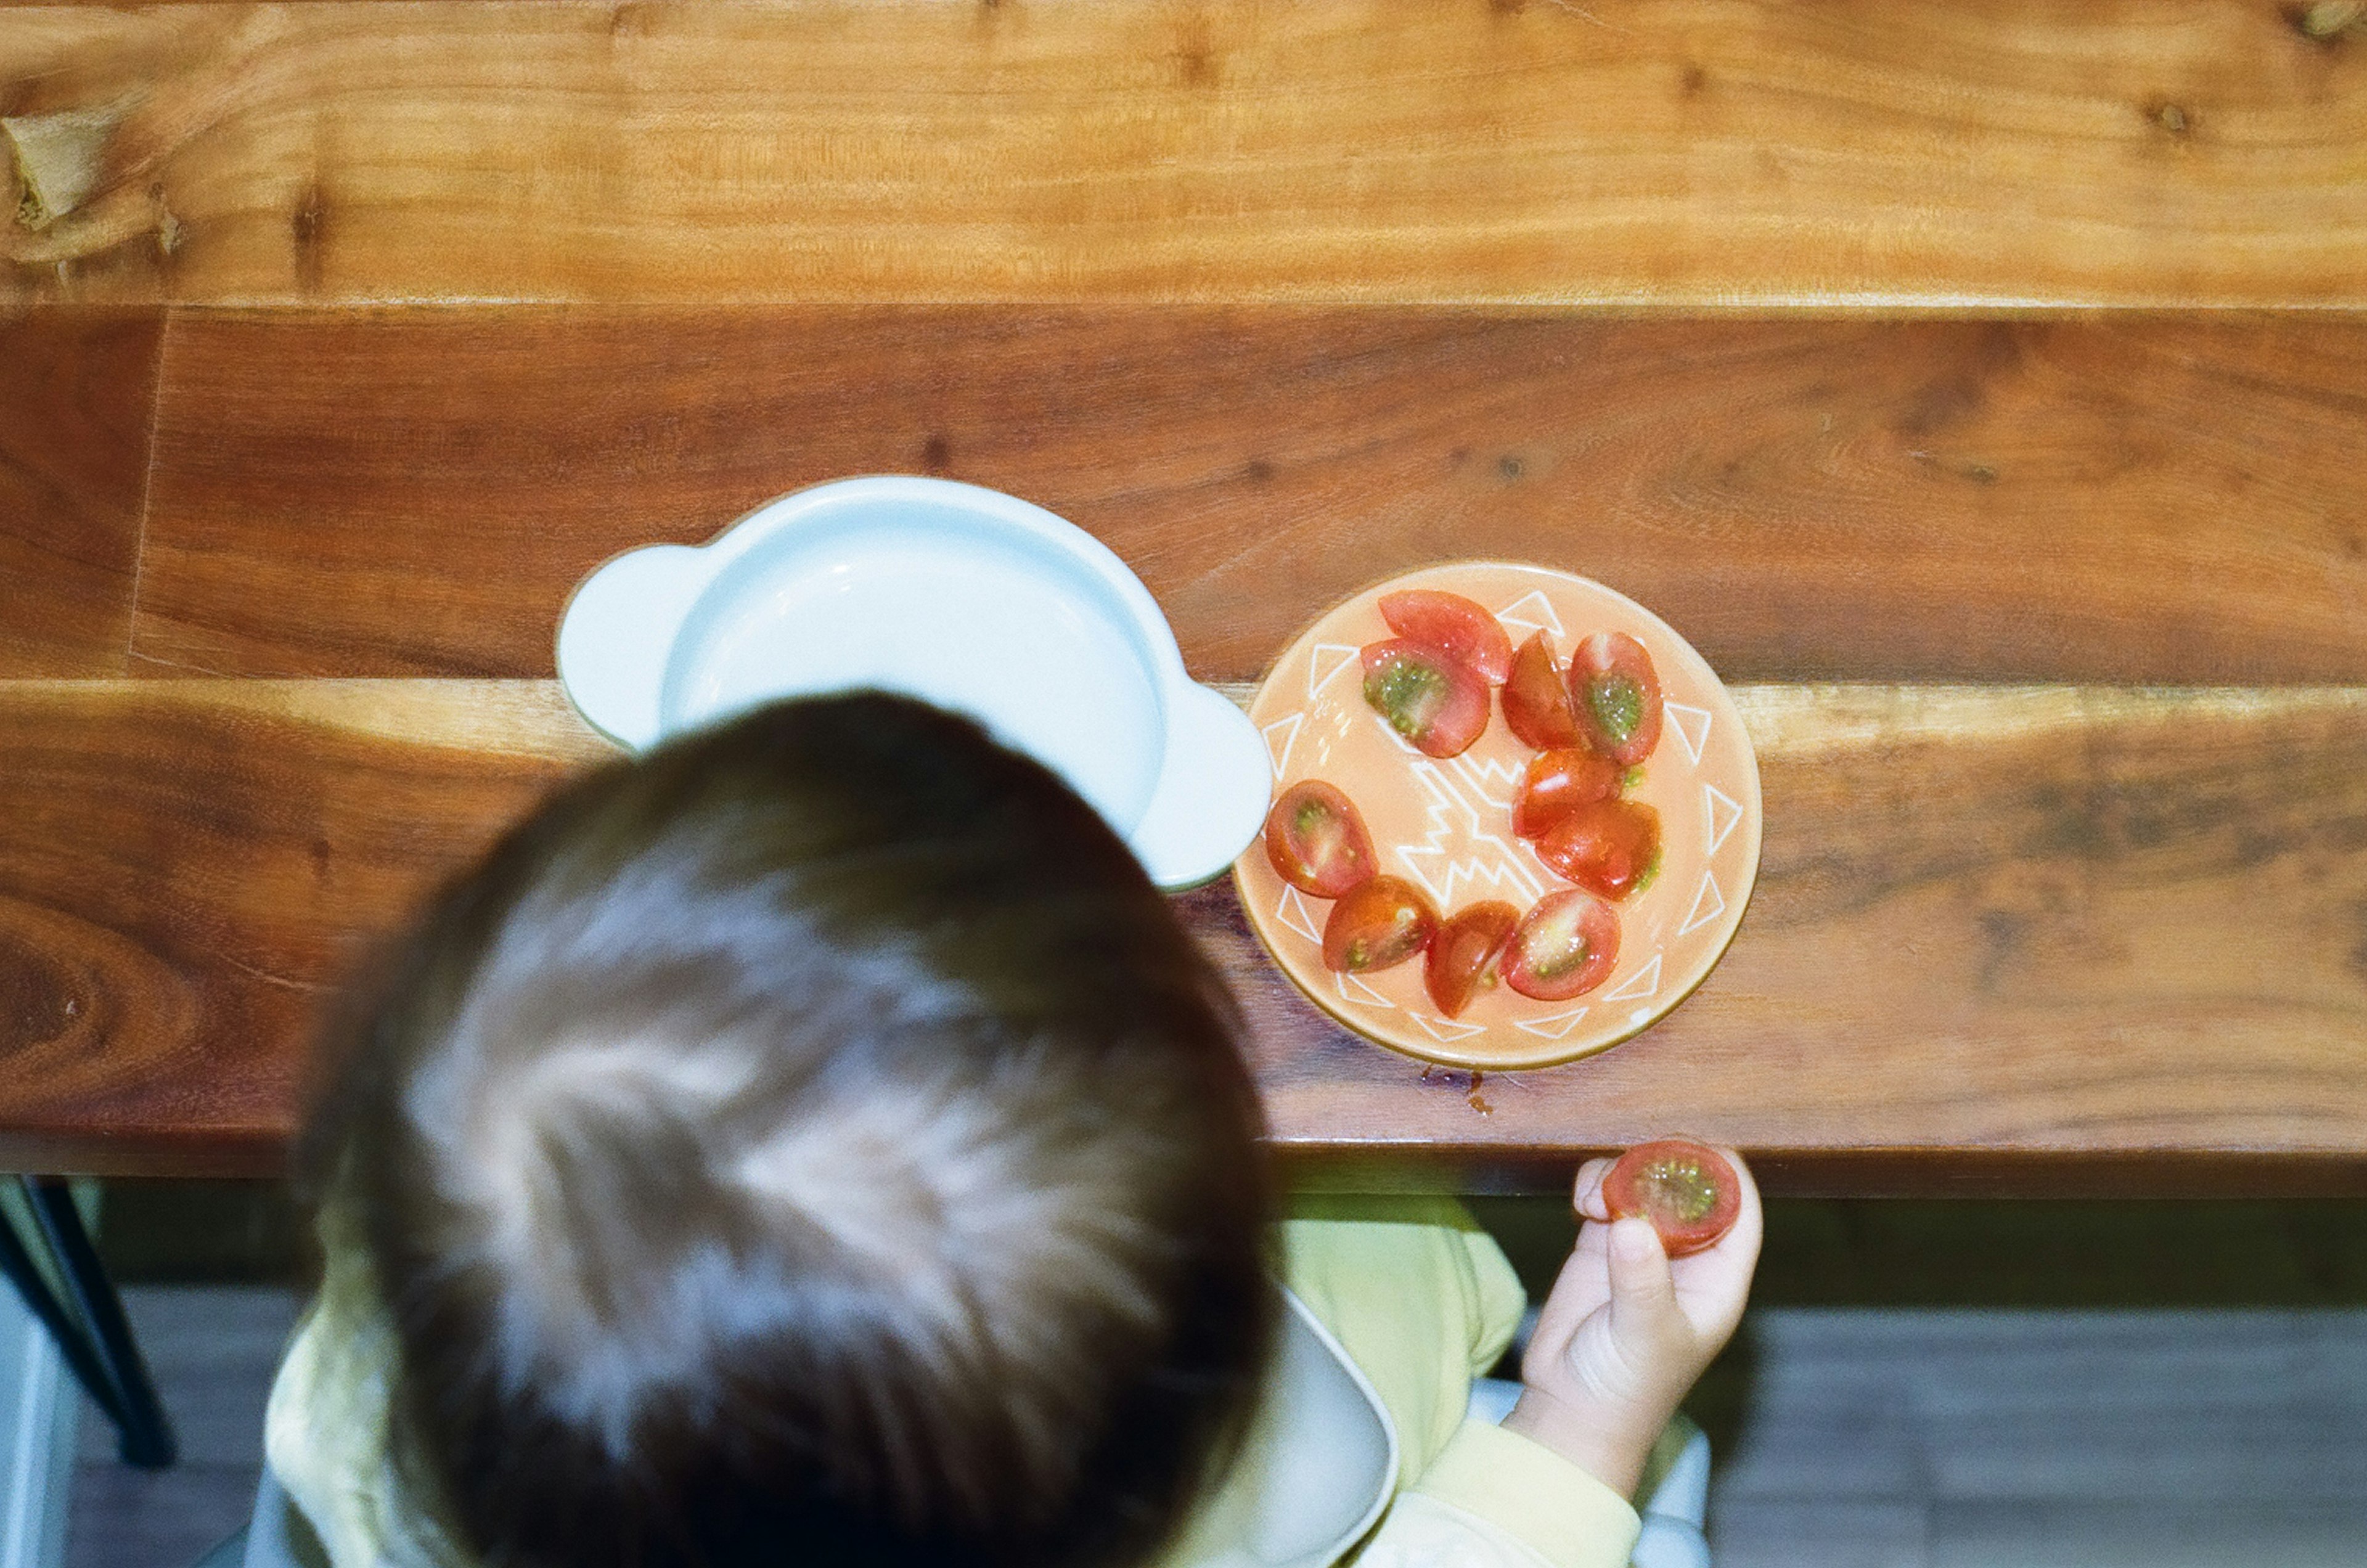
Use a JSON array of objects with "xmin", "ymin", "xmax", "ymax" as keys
[{"xmin": 1605, "ymin": 1219, "xmax": 1677, "ymax": 1341}]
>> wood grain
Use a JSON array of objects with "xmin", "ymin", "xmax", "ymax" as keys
[
  {"xmin": 0, "ymin": 680, "xmax": 603, "ymax": 1175},
  {"xmin": 0, "ymin": 308, "xmax": 161, "ymax": 675},
  {"xmin": 6, "ymin": 2, "xmax": 2366, "ymax": 308},
  {"xmin": 131, "ymin": 308, "xmax": 2367, "ymax": 684},
  {"xmin": 2, "ymin": 679, "xmax": 2362, "ymax": 1189}
]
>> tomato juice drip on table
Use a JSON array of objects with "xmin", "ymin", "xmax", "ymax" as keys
[{"xmin": 1259, "ymin": 586, "xmax": 1672, "ymax": 1018}]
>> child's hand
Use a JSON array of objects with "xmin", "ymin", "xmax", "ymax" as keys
[{"xmin": 1502, "ymin": 1146, "xmax": 1762, "ymax": 1498}]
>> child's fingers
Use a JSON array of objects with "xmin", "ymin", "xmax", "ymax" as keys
[
  {"xmin": 1572, "ymin": 1157, "xmax": 1615, "ymax": 1222},
  {"xmin": 1603, "ymin": 1217, "xmax": 1678, "ymax": 1345},
  {"xmin": 1667, "ymin": 1146, "xmax": 1762, "ymax": 1339}
]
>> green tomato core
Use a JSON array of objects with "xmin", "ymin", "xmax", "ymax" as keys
[
  {"xmin": 1368, "ymin": 658, "xmax": 1447, "ymax": 737},
  {"xmin": 1587, "ymin": 674, "xmax": 1643, "ymax": 743},
  {"xmin": 1641, "ymin": 1158, "xmax": 1719, "ymax": 1223}
]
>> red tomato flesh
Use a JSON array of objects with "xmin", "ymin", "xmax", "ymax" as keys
[
  {"xmin": 1567, "ymin": 632, "xmax": 1664, "ymax": 766},
  {"xmin": 1603, "ymin": 1139, "xmax": 1741, "ymax": 1257},
  {"xmin": 1424, "ymin": 901, "xmax": 1519, "ymax": 1018},
  {"xmin": 1513, "ymin": 748, "xmax": 1625, "ymax": 841},
  {"xmin": 1322, "ymin": 875, "xmax": 1439, "ymax": 974},
  {"xmin": 1534, "ymin": 798, "xmax": 1662, "ymax": 902},
  {"xmin": 1502, "ymin": 889, "xmax": 1619, "ymax": 1000},
  {"xmin": 1501, "ymin": 632, "xmax": 1583, "ymax": 750},
  {"xmin": 1378, "ymin": 590, "xmax": 1515, "ymax": 684},
  {"xmin": 1361, "ymin": 639, "xmax": 1490, "ymax": 759},
  {"xmin": 1263, "ymin": 781, "xmax": 1378, "ymax": 899}
]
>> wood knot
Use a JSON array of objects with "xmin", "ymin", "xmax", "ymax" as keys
[
  {"xmin": 608, "ymin": 2, "xmax": 660, "ymax": 38},
  {"xmin": 0, "ymin": 932, "xmax": 78, "ymax": 1054},
  {"xmin": 2292, "ymin": 2, "xmax": 2365, "ymax": 41},
  {"xmin": 2145, "ymin": 99, "xmax": 2197, "ymax": 139}
]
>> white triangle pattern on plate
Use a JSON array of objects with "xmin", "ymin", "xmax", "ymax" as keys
[
  {"xmin": 1513, "ymin": 1005, "xmax": 1591, "ymax": 1040},
  {"xmin": 1677, "ymin": 872, "xmax": 1725, "ymax": 937},
  {"xmin": 1307, "ymin": 643, "xmax": 1362, "ymax": 700},
  {"xmin": 1494, "ymin": 589, "xmax": 1564, "ymax": 637},
  {"xmin": 1261, "ymin": 712, "xmax": 1304, "ymax": 780},
  {"xmin": 1336, "ymin": 971, "xmax": 1396, "ymax": 1009},
  {"xmin": 1703, "ymin": 782, "xmax": 1743, "ymax": 854},
  {"xmin": 1603, "ymin": 952, "xmax": 1663, "ymax": 1002},
  {"xmin": 1663, "ymin": 701, "xmax": 1712, "ymax": 766},
  {"xmin": 1407, "ymin": 1012, "xmax": 1489, "ymax": 1043},
  {"xmin": 1275, "ymin": 884, "xmax": 1325, "ymax": 945}
]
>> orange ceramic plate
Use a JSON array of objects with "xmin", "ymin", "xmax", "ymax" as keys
[{"xmin": 1235, "ymin": 563, "xmax": 1762, "ymax": 1069}]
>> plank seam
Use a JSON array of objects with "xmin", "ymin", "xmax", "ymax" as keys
[{"xmin": 121, "ymin": 311, "xmax": 174, "ymax": 674}]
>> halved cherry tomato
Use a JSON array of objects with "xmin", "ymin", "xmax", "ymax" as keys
[
  {"xmin": 1533, "ymin": 798, "xmax": 1662, "ymax": 901},
  {"xmin": 1567, "ymin": 632, "xmax": 1664, "ymax": 766},
  {"xmin": 1512, "ymin": 748, "xmax": 1624, "ymax": 841},
  {"xmin": 1360, "ymin": 640, "xmax": 1490, "ymax": 759},
  {"xmin": 1378, "ymin": 590, "xmax": 1514, "ymax": 684},
  {"xmin": 1424, "ymin": 901, "xmax": 1519, "ymax": 1018},
  {"xmin": 1502, "ymin": 631, "xmax": 1584, "ymax": 750},
  {"xmin": 1502, "ymin": 889, "xmax": 1619, "ymax": 1000},
  {"xmin": 1604, "ymin": 1139, "xmax": 1741, "ymax": 1257},
  {"xmin": 1263, "ymin": 781, "xmax": 1378, "ymax": 899},
  {"xmin": 1322, "ymin": 875, "xmax": 1439, "ymax": 974}
]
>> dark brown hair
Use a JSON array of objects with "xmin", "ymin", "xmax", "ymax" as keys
[{"xmin": 303, "ymin": 693, "xmax": 1274, "ymax": 1568}]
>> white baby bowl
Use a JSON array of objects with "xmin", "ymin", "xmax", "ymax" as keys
[{"xmin": 555, "ymin": 476, "xmax": 1267, "ymax": 890}]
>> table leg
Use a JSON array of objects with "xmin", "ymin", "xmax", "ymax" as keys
[{"xmin": 0, "ymin": 1178, "xmax": 178, "ymax": 1469}]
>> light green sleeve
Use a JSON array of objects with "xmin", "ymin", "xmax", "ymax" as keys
[
  {"xmin": 1280, "ymin": 1196, "xmax": 1641, "ymax": 1568},
  {"xmin": 264, "ymin": 1240, "xmax": 462, "ymax": 1568},
  {"xmin": 263, "ymin": 1247, "xmax": 399, "ymax": 1567},
  {"xmin": 1277, "ymin": 1193, "xmax": 1531, "ymax": 1480}
]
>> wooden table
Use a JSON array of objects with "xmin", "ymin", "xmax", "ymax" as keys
[{"xmin": 5, "ymin": 2, "xmax": 2366, "ymax": 1194}]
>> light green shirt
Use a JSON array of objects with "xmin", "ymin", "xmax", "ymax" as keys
[{"xmin": 265, "ymin": 1195, "xmax": 1639, "ymax": 1568}]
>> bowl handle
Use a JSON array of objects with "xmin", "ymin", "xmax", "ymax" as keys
[
  {"xmin": 1130, "ymin": 681, "xmax": 1270, "ymax": 891},
  {"xmin": 555, "ymin": 544, "xmax": 711, "ymax": 749}
]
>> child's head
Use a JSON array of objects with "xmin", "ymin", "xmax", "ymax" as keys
[{"xmin": 305, "ymin": 694, "xmax": 1274, "ymax": 1568}]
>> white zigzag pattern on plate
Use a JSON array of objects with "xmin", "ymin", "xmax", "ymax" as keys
[
  {"xmin": 1449, "ymin": 749, "xmax": 1529, "ymax": 810},
  {"xmin": 1513, "ymin": 1005, "xmax": 1591, "ymax": 1040},
  {"xmin": 1262, "ymin": 712, "xmax": 1304, "ymax": 780},
  {"xmin": 1335, "ymin": 971, "xmax": 1395, "ymax": 1009},
  {"xmin": 1406, "ymin": 1012, "xmax": 1488, "ymax": 1043},
  {"xmin": 1275, "ymin": 883, "xmax": 1325, "ymax": 945},
  {"xmin": 1703, "ymin": 782, "xmax": 1743, "ymax": 855},
  {"xmin": 1677, "ymin": 872, "xmax": 1725, "ymax": 937},
  {"xmin": 1392, "ymin": 762, "xmax": 1545, "ymax": 908},
  {"xmin": 1603, "ymin": 952, "xmax": 1664, "ymax": 1002},
  {"xmin": 1494, "ymin": 589, "xmax": 1564, "ymax": 638},
  {"xmin": 1307, "ymin": 643, "xmax": 1362, "ymax": 700},
  {"xmin": 1663, "ymin": 701, "xmax": 1712, "ymax": 766}
]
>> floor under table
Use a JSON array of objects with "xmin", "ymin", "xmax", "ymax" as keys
[{"xmin": 51, "ymin": 1287, "xmax": 2367, "ymax": 1568}]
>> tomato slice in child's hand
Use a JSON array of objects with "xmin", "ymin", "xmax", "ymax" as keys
[
  {"xmin": 1263, "ymin": 781, "xmax": 1378, "ymax": 899},
  {"xmin": 1378, "ymin": 590, "xmax": 1515, "ymax": 684},
  {"xmin": 1603, "ymin": 1139, "xmax": 1741, "ymax": 1258},
  {"xmin": 1423, "ymin": 901, "xmax": 1519, "ymax": 1018},
  {"xmin": 1567, "ymin": 632, "xmax": 1664, "ymax": 766},
  {"xmin": 1322, "ymin": 876, "xmax": 1440, "ymax": 974},
  {"xmin": 1534, "ymin": 798, "xmax": 1662, "ymax": 901},
  {"xmin": 1360, "ymin": 640, "xmax": 1490, "ymax": 758},
  {"xmin": 1502, "ymin": 632, "xmax": 1584, "ymax": 750},
  {"xmin": 1502, "ymin": 889, "xmax": 1619, "ymax": 1000},
  {"xmin": 1512, "ymin": 748, "xmax": 1625, "ymax": 841}
]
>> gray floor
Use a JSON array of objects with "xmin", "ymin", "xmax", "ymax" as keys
[
  {"xmin": 68, "ymin": 1288, "xmax": 296, "ymax": 1568},
  {"xmin": 59, "ymin": 1293, "xmax": 2367, "ymax": 1567},
  {"xmin": 1710, "ymin": 1310, "xmax": 2367, "ymax": 1567}
]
